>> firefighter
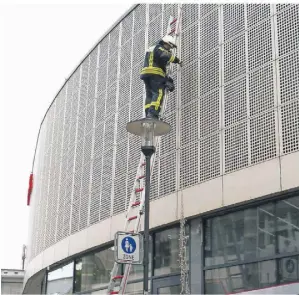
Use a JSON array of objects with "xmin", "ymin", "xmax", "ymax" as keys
[{"xmin": 140, "ymin": 35, "xmax": 182, "ymax": 119}]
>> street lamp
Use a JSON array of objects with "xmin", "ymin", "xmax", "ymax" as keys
[{"xmin": 126, "ymin": 118, "xmax": 171, "ymax": 295}]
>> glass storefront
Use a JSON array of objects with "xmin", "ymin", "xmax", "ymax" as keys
[
  {"xmin": 74, "ymin": 247, "xmax": 118, "ymax": 292},
  {"xmin": 46, "ymin": 262, "xmax": 74, "ymax": 295},
  {"xmin": 154, "ymin": 227, "xmax": 189, "ymax": 276},
  {"xmin": 203, "ymin": 195, "xmax": 299, "ymax": 294},
  {"xmin": 41, "ymin": 194, "xmax": 299, "ymax": 295}
]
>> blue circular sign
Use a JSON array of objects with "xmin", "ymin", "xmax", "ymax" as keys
[{"xmin": 121, "ymin": 236, "xmax": 136, "ymax": 254}]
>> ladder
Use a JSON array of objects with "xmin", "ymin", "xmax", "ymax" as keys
[{"xmin": 107, "ymin": 5, "xmax": 182, "ymax": 295}]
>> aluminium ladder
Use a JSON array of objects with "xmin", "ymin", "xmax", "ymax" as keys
[{"xmin": 107, "ymin": 6, "xmax": 182, "ymax": 295}]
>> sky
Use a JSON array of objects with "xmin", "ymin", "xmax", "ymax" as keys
[{"xmin": 0, "ymin": 0, "xmax": 133, "ymax": 270}]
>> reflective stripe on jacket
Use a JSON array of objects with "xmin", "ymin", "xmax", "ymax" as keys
[{"xmin": 140, "ymin": 44, "xmax": 178, "ymax": 78}]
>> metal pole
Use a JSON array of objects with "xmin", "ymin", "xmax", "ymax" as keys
[{"xmin": 143, "ymin": 153, "xmax": 151, "ymax": 295}]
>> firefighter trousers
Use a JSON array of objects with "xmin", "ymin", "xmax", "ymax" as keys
[{"xmin": 143, "ymin": 75, "xmax": 166, "ymax": 117}]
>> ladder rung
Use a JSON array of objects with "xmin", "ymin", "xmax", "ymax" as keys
[
  {"xmin": 112, "ymin": 275, "xmax": 123, "ymax": 280},
  {"xmin": 128, "ymin": 215, "xmax": 137, "ymax": 221},
  {"xmin": 141, "ymin": 162, "xmax": 146, "ymax": 167},
  {"xmin": 135, "ymin": 188, "xmax": 144, "ymax": 193},
  {"xmin": 131, "ymin": 201, "xmax": 141, "ymax": 207},
  {"xmin": 170, "ymin": 28, "xmax": 175, "ymax": 34},
  {"xmin": 110, "ymin": 292, "xmax": 119, "ymax": 294},
  {"xmin": 138, "ymin": 175, "xmax": 145, "ymax": 180},
  {"xmin": 170, "ymin": 18, "xmax": 177, "ymax": 25}
]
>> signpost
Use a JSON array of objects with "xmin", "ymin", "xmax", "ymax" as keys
[{"xmin": 114, "ymin": 231, "xmax": 143, "ymax": 265}]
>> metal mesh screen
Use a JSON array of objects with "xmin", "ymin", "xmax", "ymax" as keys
[{"xmin": 29, "ymin": 4, "xmax": 299, "ymax": 259}]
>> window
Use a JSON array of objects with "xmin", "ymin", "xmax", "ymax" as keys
[
  {"xmin": 279, "ymin": 256, "xmax": 299, "ymax": 283},
  {"xmin": 203, "ymin": 195, "xmax": 299, "ymax": 294},
  {"xmin": 205, "ymin": 260, "xmax": 276, "ymax": 294},
  {"xmin": 128, "ymin": 235, "xmax": 153, "ymax": 281},
  {"xmin": 47, "ymin": 262, "xmax": 74, "ymax": 295},
  {"xmin": 276, "ymin": 197, "xmax": 299, "ymax": 254},
  {"xmin": 74, "ymin": 247, "xmax": 117, "ymax": 292},
  {"xmin": 154, "ymin": 226, "xmax": 189, "ymax": 276}
]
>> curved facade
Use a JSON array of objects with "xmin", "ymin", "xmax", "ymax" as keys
[{"xmin": 24, "ymin": 3, "xmax": 299, "ymax": 294}]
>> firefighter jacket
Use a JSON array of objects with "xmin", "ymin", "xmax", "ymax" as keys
[{"xmin": 140, "ymin": 43, "xmax": 180, "ymax": 79}]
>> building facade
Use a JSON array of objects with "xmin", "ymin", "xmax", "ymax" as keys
[
  {"xmin": 1, "ymin": 269, "xmax": 24, "ymax": 295},
  {"xmin": 24, "ymin": 3, "xmax": 299, "ymax": 294}
]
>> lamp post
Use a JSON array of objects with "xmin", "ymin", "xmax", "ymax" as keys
[{"xmin": 126, "ymin": 118, "xmax": 171, "ymax": 295}]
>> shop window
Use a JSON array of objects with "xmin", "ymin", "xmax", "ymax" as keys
[
  {"xmin": 126, "ymin": 281, "xmax": 151, "ymax": 294},
  {"xmin": 205, "ymin": 260, "xmax": 276, "ymax": 294},
  {"xmin": 128, "ymin": 235, "xmax": 152, "ymax": 281},
  {"xmin": 154, "ymin": 226, "xmax": 189, "ymax": 276},
  {"xmin": 204, "ymin": 203, "xmax": 275, "ymax": 267},
  {"xmin": 74, "ymin": 247, "xmax": 118, "ymax": 293},
  {"xmin": 47, "ymin": 262, "xmax": 74, "ymax": 294},
  {"xmin": 276, "ymin": 196, "xmax": 299, "ymax": 254},
  {"xmin": 279, "ymin": 256, "xmax": 299, "ymax": 283}
]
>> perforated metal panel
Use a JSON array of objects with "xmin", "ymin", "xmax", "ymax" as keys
[
  {"xmin": 148, "ymin": 18, "xmax": 162, "ymax": 47},
  {"xmin": 181, "ymin": 60, "xmax": 198, "ymax": 107},
  {"xmin": 101, "ymin": 148, "xmax": 114, "ymax": 185},
  {"xmin": 224, "ymin": 76, "xmax": 247, "ymax": 127},
  {"xmin": 200, "ymin": 8, "xmax": 219, "ymax": 57},
  {"xmin": 159, "ymin": 152, "xmax": 176, "ymax": 197},
  {"xmin": 92, "ymin": 151, "xmax": 103, "ymax": 192},
  {"xmin": 199, "ymin": 133, "xmax": 220, "ymax": 182},
  {"xmin": 122, "ymin": 12, "xmax": 133, "ymax": 45},
  {"xmin": 120, "ymin": 41, "xmax": 133, "ymax": 77},
  {"xmin": 279, "ymin": 50, "xmax": 299, "ymax": 104},
  {"xmin": 160, "ymin": 111, "xmax": 176, "ymax": 157},
  {"xmin": 181, "ymin": 23, "xmax": 198, "ymax": 65},
  {"xmin": 179, "ymin": 142, "xmax": 198, "ymax": 189},
  {"xmin": 133, "ymin": 4, "xmax": 146, "ymax": 34},
  {"xmin": 180, "ymin": 100, "xmax": 198, "ymax": 147},
  {"xmin": 97, "ymin": 61, "xmax": 108, "ymax": 96},
  {"xmin": 131, "ymin": 65, "xmax": 144, "ymax": 102},
  {"xmin": 199, "ymin": 48, "xmax": 219, "ymax": 96},
  {"xmin": 248, "ymin": 19, "xmax": 272, "ymax": 71},
  {"xmin": 277, "ymin": 5, "xmax": 299, "ymax": 57},
  {"xmin": 84, "ymin": 130, "xmax": 93, "ymax": 165},
  {"xmin": 89, "ymin": 187, "xmax": 101, "ymax": 225},
  {"xmin": 249, "ymin": 63, "xmax": 274, "ymax": 116},
  {"xmin": 223, "ymin": 4, "xmax": 245, "ymax": 41},
  {"xmin": 281, "ymin": 100, "xmax": 299, "ymax": 154},
  {"xmin": 128, "ymin": 135, "xmax": 141, "ymax": 173},
  {"xmin": 132, "ymin": 30, "xmax": 145, "ymax": 65},
  {"xmin": 119, "ymin": 75, "xmax": 131, "ymax": 109},
  {"xmin": 85, "ymin": 101, "xmax": 95, "ymax": 135},
  {"xmin": 79, "ymin": 163, "xmax": 91, "ymax": 229},
  {"xmin": 95, "ymin": 95, "xmax": 106, "ymax": 126},
  {"xmin": 115, "ymin": 139, "xmax": 128, "ymax": 177},
  {"xmin": 106, "ymin": 82, "xmax": 118, "ymax": 116},
  {"xmin": 246, "ymin": 4, "xmax": 270, "ymax": 28},
  {"xmin": 224, "ymin": 33, "xmax": 246, "ymax": 83},
  {"xmin": 200, "ymin": 4, "xmax": 218, "ymax": 19},
  {"xmin": 113, "ymin": 173, "xmax": 127, "ymax": 215},
  {"xmin": 100, "ymin": 182, "xmax": 112, "ymax": 220},
  {"xmin": 182, "ymin": 4, "xmax": 198, "ymax": 29},
  {"xmin": 224, "ymin": 122, "xmax": 248, "ymax": 172},
  {"xmin": 250, "ymin": 110, "xmax": 277, "ymax": 164},
  {"xmin": 199, "ymin": 89, "xmax": 220, "ymax": 138}
]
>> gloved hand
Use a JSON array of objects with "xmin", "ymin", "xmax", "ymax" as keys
[
  {"xmin": 166, "ymin": 75, "xmax": 173, "ymax": 83},
  {"xmin": 174, "ymin": 56, "xmax": 182, "ymax": 65},
  {"xmin": 165, "ymin": 79, "xmax": 175, "ymax": 92}
]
